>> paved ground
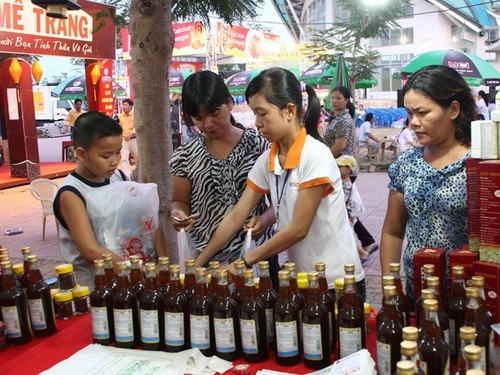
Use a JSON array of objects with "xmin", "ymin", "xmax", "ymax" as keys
[{"xmin": 0, "ymin": 128, "xmax": 401, "ymax": 310}]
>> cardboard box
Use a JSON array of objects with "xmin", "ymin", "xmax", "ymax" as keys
[
  {"xmin": 478, "ymin": 161, "xmax": 500, "ymax": 263},
  {"xmin": 449, "ymin": 248, "xmax": 480, "ymax": 287},
  {"xmin": 413, "ymin": 247, "xmax": 446, "ymax": 303},
  {"xmin": 466, "ymin": 158, "xmax": 481, "ymax": 251},
  {"xmin": 473, "ymin": 261, "xmax": 500, "ymax": 323}
]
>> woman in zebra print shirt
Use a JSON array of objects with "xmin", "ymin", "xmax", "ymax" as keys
[{"xmin": 169, "ymin": 71, "xmax": 277, "ymax": 269}]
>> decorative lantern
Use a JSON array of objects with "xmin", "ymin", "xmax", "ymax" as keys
[
  {"xmin": 90, "ymin": 64, "xmax": 101, "ymax": 101},
  {"xmin": 32, "ymin": 60, "xmax": 43, "ymax": 85},
  {"xmin": 8, "ymin": 58, "xmax": 22, "ymax": 102}
]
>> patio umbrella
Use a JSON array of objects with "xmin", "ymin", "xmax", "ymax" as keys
[
  {"xmin": 112, "ymin": 80, "xmax": 127, "ymax": 98},
  {"xmin": 298, "ymin": 61, "xmax": 336, "ymax": 87},
  {"xmin": 325, "ymin": 54, "xmax": 351, "ymax": 111},
  {"xmin": 51, "ymin": 76, "xmax": 86, "ymax": 100},
  {"xmin": 169, "ymin": 70, "xmax": 193, "ymax": 94},
  {"xmin": 402, "ymin": 49, "xmax": 500, "ymax": 86},
  {"xmin": 225, "ymin": 70, "xmax": 262, "ymax": 96}
]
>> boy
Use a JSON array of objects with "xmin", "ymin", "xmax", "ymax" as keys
[{"xmin": 53, "ymin": 111, "xmax": 166, "ymax": 287}]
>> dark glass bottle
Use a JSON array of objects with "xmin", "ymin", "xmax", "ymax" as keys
[
  {"xmin": 26, "ymin": 254, "xmax": 57, "ymax": 337},
  {"xmin": 129, "ymin": 255, "xmax": 145, "ymax": 303},
  {"xmin": 189, "ymin": 267, "xmax": 215, "ymax": 357},
  {"xmin": 389, "ymin": 263, "xmax": 411, "ymax": 327},
  {"xmin": 207, "ymin": 261, "xmax": 219, "ymax": 305},
  {"xmin": 396, "ymin": 360, "xmax": 418, "ymax": 375},
  {"xmin": 164, "ymin": 264, "xmax": 189, "ymax": 352},
  {"xmin": 0, "ymin": 253, "xmax": 9, "ymax": 294},
  {"xmin": 402, "ymin": 326, "xmax": 419, "ymax": 343},
  {"xmin": 20, "ymin": 246, "xmax": 32, "ymax": 291},
  {"xmin": 463, "ymin": 287, "xmax": 489, "ymax": 372},
  {"xmin": 140, "ymin": 262, "xmax": 164, "ymax": 351},
  {"xmin": 157, "ymin": 256, "xmax": 170, "ymax": 299},
  {"xmin": 113, "ymin": 261, "xmax": 139, "ymax": 348},
  {"xmin": 257, "ymin": 260, "xmax": 278, "ymax": 350},
  {"xmin": 90, "ymin": 259, "xmax": 115, "ymax": 345},
  {"xmin": 315, "ymin": 262, "xmax": 336, "ymax": 353},
  {"xmin": 377, "ymin": 276, "xmax": 396, "ymax": 328},
  {"xmin": 183, "ymin": 259, "xmax": 196, "ymax": 305},
  {"xmin": 421, "ymin": 264, "xmax": 435, "ymax": 290},
  {"xmin": 377, "ymin": 285, "xmax": 404, "ymax": 375},
  {"xmin": 283, "ymin": 262, "xmax": 306, "ymax": 311},
  {"xmin": 470, "ymin": 276, "xmax": 493, "ymax": 334},
  {"xmin": 102, "ymin": 252, "xmax": 118, "ymax": 293},
  {"xmin": 400, "ymin": 340, "xmax": 423, "ymax": 375},
  {"xmin": 448, "ymin": 265, "xmax": 467, "ymax": 362},
  {"xmin": 416, "ymin": 288, "xmax": 436, "ymax": 329},
  {"xmin": 425, "ymin": 276, "xmax": 449, "ymax": 346},
  {"xmin": 231, "ymin": 260, "xmax": 245, "ymax": 307},
  {"xmin": 338, "ymin": 275, "xmax": 365, "ymax": 358},
  {"xmin": 418, "ymin": 299, "xmax": 449, "ymax": 375},
  {"xmin": 274, "ymin": 270, "xmax": 301, "ymax": 366},
  {"xmin": 213, "ymin": 269, "xmax": 241, "ymax": 361},
  {"xmin": 463, "ymin": 344, "xmax": 484, "ymax": 371},
  {"xmin": 0, "ymin": 260, "xmax": 32, "ymax": 345},
  {"xmin": 456, "ymin": 326, "xmax": 477, "ymax": 375},
  {"xmin": 302, "ymin": 271, "xmax": 330, "ymax": 369},
  {"xmin": 239, "ymin": 269, "xmax": 268, "ymax": 363}
]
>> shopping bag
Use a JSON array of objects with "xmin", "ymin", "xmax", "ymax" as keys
[{"xmin": 178, "ymin": 228, "xmax": 198, "ymax": 273}]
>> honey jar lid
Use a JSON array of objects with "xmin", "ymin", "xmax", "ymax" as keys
[
  {"xmin": 72, "ymin": 286, "xmax": 90, "ymax": 298},
  {"xmin": 55, "ymin": 291, "xmax": 73, "ymax": 302},
  {"xmin": 335, "ymin": 278, "xmax": 344, "ymax": 290},
  {"xmin": 12, "ymin": 263, "xmax": 24, "ymax": 275},
  {"xmin": 55, "ymin": 263, "xmax": 74, "ymax": 275},
  {"xmin": 297, "ymin": 278, "xmax": 309, "ymax": 289}
]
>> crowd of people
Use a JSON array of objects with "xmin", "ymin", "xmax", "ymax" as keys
[{"xmin": 54, "ymin": 64, "xmax": 473, "ymax": 308}]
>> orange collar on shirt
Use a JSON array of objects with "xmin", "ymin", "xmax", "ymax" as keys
[{"xmin": 268, "ymin": 127, "xmax": 307, "ymax": 172}]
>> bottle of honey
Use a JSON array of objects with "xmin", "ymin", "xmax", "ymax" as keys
[
  {"xmin": 338, "ymin": 275, "xmax": 365, "ymax": 358},
  {"xmin": 129, "ymin": 255, "xmax": 145, "ymax": 303},
  {"xmin": 0, "ymin": 260, "xmax": 32, "ymax": 345},
  {"xmin": 257, "ymin": 260, "xmax": 278, "ymax": 350},
  {"xmin": 20, "ymin": 246, "xmax": 32, "ymax": 292},
  {"xmin": 113, "ymin": 261, "xmax": 139, "ymax": 348},
  {"xmin": 207, "ymin": 261, "xmax": 219, "ymax": 305},
  {"xmin": 274, "ymin": 270, "xmax": 301, "ymax": 366},
  {"xmin": 164, "ymin": 264, "xmax": 189, "ymax": 352},
  {"xmin": 183, "ymin": 259, "xmax": 196, "ymax": 305},
  {"xmin": 315, "ymin": 262, "xmax": 336, "ymax": 353},
  {"xmin": 463, "ymin": 287, "xmax": 490, "ymax": 372},
  {"xmin": 231, "ymin": 260, "xmax": 246, "ymax": 307},
  {"xmin": 425, "ymin": 276, "xmax": 449, "ymax": 346},
  {"xmin": 139, "ymin": 262, "xmax": 164, "ymax": 351},
  {"xmin": 302, "ymin": 271, "xmax": 331, "ymax": 369},
  {"xmin": 463, "ymin": 344, "xmax": 484, "ymax": 371},
  {"xmin": 448, "ymin": 265, "xmax": 467, "ymax": 362},
  {"xmin": 400, "ymin": 340, "xmax": 422, "ymax": 374},
  {"xmin": 90, "ymin": 259, "xmax": 114, "ymax": 345},
  {"xmin": 456, "ymin": 326, "xmax": 477, "ymax": 375},
  {"xmin": 283, "ymin": 262, "xmax": 305, "ymax": 311},
  {"xmin": 102, "ymin": 252, "xmax": 118, "ymax": 293},
  {"xmin": 157, "ymin": 256, "xmax": 170, "ymax": 299},
  {"xmin": 239, "ymin": 269, "xmax": 268, "ymax": 363},
  {"xmin": 189, "ymin": 267, "xmax": 215, "ymax": 356},
  {"xmin": 389, "ymin": 263, "xmax": 411, "ymax": 327},
  {"xmin": 213, "ymin": 269, "xmax": 241, "ymax": 361},
  {"xmin": 26, "ymin": 255, "xmax": 57, "ymax": 337}
]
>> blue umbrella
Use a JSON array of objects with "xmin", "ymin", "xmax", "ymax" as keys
[{"xmin": 51, "ymin": 76, "xmax": 86, "ymax": 100}]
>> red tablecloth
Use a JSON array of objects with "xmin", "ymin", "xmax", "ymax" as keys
[{"xmin": 0, "ymin": 314, "xmax": 378, "ymax": 375}]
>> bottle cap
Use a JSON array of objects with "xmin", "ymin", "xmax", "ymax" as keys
[
  {"xmin": 278, "ymin": 270, "xmax": 290, "ymax": 280},
  {"xmin": 307, "ymin": 271, "xmax": 319, "ymax": 281},
  {"xmin": 465, "ymin": 287, "xmax": 480, "ymax": 298},
  {"xmin": 243, "ymin": 269, "xmax": 254, "ymax": 279},
  {"xmin": 315, "ymin": 262, "xmax": 326, "ymax": 271},
  {"xmin": 396, "ymin": 360, "xmax": 415, "ymax": 374},
  {"xmin": 465, "ymin": 370, "xmax": 485, "ymax": 375},
  {"xmin": 195, "ymin": 267, "xmax": 206, "ymax": 276},
  {"xmin": 335, "ymin": 278, "xmax": 344, "ymax": 290},
  {"xmin": 383, "ymin": 285, "xmax": 397, "ymax": 296},
  {"xmin": 400, "ymin": 340, "xmax": 417, "ymax": 355},
  {"xmin": 55, "ymin": 263, "xmax": 74, "ymax": 274},
  {"xmin": 27, "ymin": 254, "xmax": 38, "ymax": 263},
  {"xmin": 129, "ymin": 255, "xmax": 140, "ymax": 264},
  {"xmin": 0, "ymin": 254, "xmax": 9, "ymax": 262},
  {"xmin": 297, "ymin": 278, "xmax": 309, "ymax": 289},
  {"xmin": 284, "ymin": 262, "xmax": 296, "ymax": 271},
  {"xmin": 93, "ymin": 259, "xmax": 104, "ymax": 268},
  {"xmin": 463, "ymin": 344, "xmax": 483, "ymax": 361},
  {"xmin": 344, "ymin": 263, "xmax": 355, "ymax": 273},
  {"xmin": 471, "ymin": 276, "xmax": 484, "ymax": 287},
  {"xmin": 72, "ymin": 286, "xmax": 90, "ymax": 298},
  {"xmin": 297, "ymin": 272, "xmax": 308, "ymax": 280},
  {"xmin": 344, "ymin": 275, "xmax": 356, "ymax": 284},
  {"xmin": 55, "ymin": 291, "xmax": 73, "ymax": 302},
  {"xmin": 158, "ymin": 257, "xmax": 169, "ymax": 265},
  {"xmin": 208, "ymin": 261, "xmax": 220, "ymax": 270},
  {"xmin": 382, "ymin": 275, "xmax": 395, "ymax": 286},
  {"xmin": 258, "ymin": 261, "xmax": 269, "ymax": 270},
  {"xmin": 102, "ymin": 253, "xmax": 113, "ymax": 261},
  {"xmin": 217, "ymin": 269, "xmax": 228, "ymax": 279},
  {"xmin": 460, "ymin": 326, "xmax": 476, "ymax": 340},
  {"xmin": 389, "ymin": 263, "xmax": 400, "ymax": 272},
  {"xmin": 234, "ymin": 260, "xmax": 245, "ymax": 269},
  {"xmin": 423, "ymin": 298, "xmax": 438, "ymax": 311},
  {"xmin": 421, "ymin": 288, "xmax": 435, "ymax": 299},
  {"xmin": 452, "ymin": 265, "xmax": 464, "ymax": 275},
  {"xmin": 184, "ymin": 259, "xmax": 195, "ymax": 267},
  {"xmin": 169, "ymin": 264, "xmax": 181, "ymax": 273},
  {"xmin": 426, "ymin": 276, "xmax": 439, "ymax": 287},
  {"xmin": 364, "ymin": 302, "xmax": 370, "ymax": 314},
  {"xmin": 0, "ymin": 247, "xmax": 9, "ymax": 256},
  {"xmin": 144, "ymin": 262, "xmax": 156, "ymax": 273},
  {"xmin": 422, "ymin": 264, "xmax": 435, "ymax": 273},
  {"xmin": 51, "ymin": 288, "xmax": 60, "ymax": 299},
  {"xmin": 116, "ymin": 261, "xmax": 128, "ymax": 270},
  {"xmin": 12, "ymin": 263, "xmax": 24, "ymax": 275},
  {"xmin": 402, "ymin": 326, "xmax": 419, "ymax": 341},
  {"xmin": 21, "ymin": 246, "xmax": 31, "ymax": 255},
  {"xmin": 0, "ymin": 260, "xmax": 11, "ymax": 270}
]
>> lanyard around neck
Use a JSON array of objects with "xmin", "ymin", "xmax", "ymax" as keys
[{"xmin": 275, "ymin": 170, "xmax": 291, "ymax": 224}]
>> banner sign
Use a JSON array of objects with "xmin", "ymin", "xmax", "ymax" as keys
[
  {"xmin": 172, "ymin": 21, "xmax": 206, "ymax": 56},
  {"xmin": 216, "ymin": 22, "xmax": 281, "ymax": 61},
  {"xmin": 0, "ymin": 0, "xmax": 115, "ymax": 59},
  {"xmin": 97, "ymin": 59, "xmax": 114, "ymax": 116}
]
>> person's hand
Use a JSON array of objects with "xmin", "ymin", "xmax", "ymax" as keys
[
  {"xmin": 244, "ymin": 216, "xmax": 265, "ymax": 240},
  {"xmin": 222, "ymin": 261, "xmax": 237, "ymax": 276},
  {"xmin": 170, "ymin": 209, "xmax": 196, "ymax": 231}
]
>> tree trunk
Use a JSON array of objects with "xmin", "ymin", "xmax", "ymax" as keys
[{"xmin": 129, "ymin": 0, "xmax": 178, "ymax": 262}]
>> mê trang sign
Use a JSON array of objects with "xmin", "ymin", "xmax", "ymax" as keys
[{"xmin": 0, "ymin": 0, "xmax": 115, "ymax": 59}]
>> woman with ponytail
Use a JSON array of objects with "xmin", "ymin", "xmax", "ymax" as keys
[{"xmin": 198, "ymin": 68, "xmax": 365, "ymax": 293}]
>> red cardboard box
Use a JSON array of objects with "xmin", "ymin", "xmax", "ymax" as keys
[
  {"xmin": 413, "ymin": 247, "xmax": 446, "ymax": 303},
  {"xmin": 449, "ymin": 248, "xmax": 480, "ymax": 286},
  {"xmin": 478, "ymin": 160, "xmax": 500, "ymax": 263},
  {"xmin": 473, "ymin": 261, "xmax": 500, "ymax": 323},
  {"xmin": 466, "ymin": 158, "xmax": 481, "ymax": 251}
]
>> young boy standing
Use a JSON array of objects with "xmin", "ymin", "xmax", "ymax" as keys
[{"xmin": 53, "ymin": 111, "xmax": 166, "ymax": 287}]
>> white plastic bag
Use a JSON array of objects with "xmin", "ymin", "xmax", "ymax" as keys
[
  {"xmin": 178, "ymin": 228, "xmax": 198, "ymax": 273},
  {"xmin": 240, "ymin": 228, "xmax": 259, "ymax": 277}
]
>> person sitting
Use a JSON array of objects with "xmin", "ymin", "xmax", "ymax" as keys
[
  {"xmin": 398, "ymin": 118, "xmax": 419, "ymax": 152},
  {"xmin": 358, "ymin": 113, "xmax": 380, "ymax": 159}
]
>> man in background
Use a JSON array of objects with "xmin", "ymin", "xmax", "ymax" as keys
[
  {"xmin": 118, "ymin": 98, "xmax": 137, "ymax": 177},
  {"xmin": 358, "ymin": 112, "xmax": 380, "ymax": 159},
  {"xmin": 64, "ymin": 98, "xmax": 86, "ymax": 140}
]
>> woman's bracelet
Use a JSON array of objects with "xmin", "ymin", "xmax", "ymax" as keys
[{"xmin": 241, "ymin": 254, "xmax": 252, "ymax": 269}]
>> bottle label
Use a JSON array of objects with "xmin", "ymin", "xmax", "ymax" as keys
[
  {"xmin": 140, "ymin": 309, "xmax": 160, "ymax": 343},
  {"xmin": 214, "ymin": 317, "xmax": 236, "ymax": 352},
  {"xmin": 240, "ymin": 318, "xmax": 258, "ymax": 353},
  {"xmin": 90, "ymin": 306, "xmax": 110, "ymax": 339},
  {"xmin": 420, "ymin": 360, "xmax": 427, "ymax": 374},
  {"xmin": 265, "ymin": 308, "xmax": 274, "ymax": 342},
  {"xmin": 114, "ymin": 308, "xmax": 134, "ymax": 342},
  {"xmin": 376, "ymin": 340, "xmax": 391, "ymax": 375},
  {"xmin": 449, "ymin": 319, "xmax": 456, "ymax": 353},
  {"xmin": 302, "ymin": 323, "xmax": 323, "ymax": 360},
  {"xmin": 27, "ymin": 298, "xmax": 47, "ymax": 330},
  {"xmin": 328, "ymin": 311, "xmax": 333, "ymax": 347},
  {"xmin": 1, "ymin": 305, "xmax": 22, "ymax": 338},
  {"xmin": 190, "ymin": 314, "xmax": 210, "ymax": 349},
  {"xmin": 339, "ymin": 326, "xmax": 362, "ymax": 358},
  {"xmin": 165, "ymin": 312, "xmax": 184, "ymax": 346},
  {"xmin": 275, "ymin": 320, "xmax": 299, "ymax": 357}
]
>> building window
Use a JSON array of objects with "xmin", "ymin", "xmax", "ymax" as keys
[{"xmin": 371, "ymin": 27, "xmax": 413, "ymax": 46}]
